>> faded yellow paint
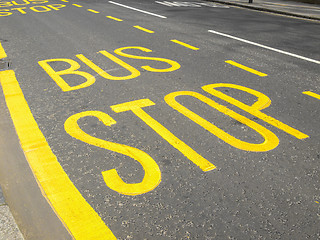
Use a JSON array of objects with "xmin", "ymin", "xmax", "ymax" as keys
[
  {"xmin": 165, "ymin": 91, "xmax": 279, "ymax": 152},
  {"xmin": 87, "ymin": 9, "xmax": 99, "ymax": 13},
  {"xmin": 38, "ymin": 58, "xmax": 96, "ymax": 91},
  {"xmin": 225, "ymin": 60, "xmax": 267, "ymax": 77},
  {"xmin": 114, "ymin": 46, "xmax": 181, "ymax": 73},
  {"xmin": 77, "ymin": 50, "xmax": 140, "ymax": 80},
  {"xmin": 202, "ymin": 83, "xmax": 309, "ymax": 139},
  {"xmin": 303, "ymin": 91, "xmax": 320, "ymax": 101},
  {"xmin": 0, "ymin": 70, "xmax": 116, "ymax": 239},
  {"xmin": 65, "ymin": 111, "xmax": 161, "ymax": 195},
  {"xmin": 107, "ymin": 16, "xmax": 123, "ymax": 21},
  {"xmin": 111, "ymin": 99, "xmax": 215, "ymax": 172},
  {"xmin": 133, "ymin": 25, "xmax": 154, "ymax": 33},
  {"xmin": 170, "ymin": 40, "xmax": 199, "ymax": 50}
]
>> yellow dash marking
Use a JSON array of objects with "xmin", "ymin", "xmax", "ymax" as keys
[
  {"xmin": 225, "ymin": 60, "xmax": 268, "ymax": 77},
  {"xmin": 303, "ymin": 91, "xmax": 320, "ymax": 101},
  {"xmin": 0, "ymin": 70, "xmax": 116, "ymax": 240},
  {"xmin": 72, "ymin": 4, "xmax": 83, "ymax": 7},
  {"xmin": 61, "ymin": 0, "xmax": 68, "ymax": 2},
  {"xmin": 170, "ymin": 39, "xmax": 199, "ymax": 50},
  {"xmin": 316, "ymin": 201, "xmax": 319, "ymax": 204},
  {"xmin": 0, "ymin": 42, "xmax": 7, "ymax": 59},
  {"xmin": 107, "ymin": 16, "xmax": 123, "ymax": 21},
  {"xmin": 88, "ymin": 9, "xmax": 100, "ymax": 13},
  {"xmin": 133, "ymin": 26, "xmax": 154, "ymax": 33}
]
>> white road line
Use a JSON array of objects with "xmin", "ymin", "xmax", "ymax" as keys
[
  {"xmin": 109, "ymin": 1, "xmax": 167, "ymax": 18},
  {"xmin": 208, "ymin": 30, "xmax": 320, "ymax": 65}
]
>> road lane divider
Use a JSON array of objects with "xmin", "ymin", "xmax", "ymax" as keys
[
  {"xmin": 72, "ymin": 4, "xmax": 83, "ymax": 8},
  {"xmin": 60, "ymin": 0, "xmax": 68, "ymax": 2},
  {"xmin": 133, "ymin": 25, "xmax": 155, "ymax": 33},
  {"xmin": 0, "ymin": 70, "xmax": 116, "ymax": 239},
  {"xmin": 109, "ymin": 1, "xmax": 167, "ymax": 18},
  {"xmin": 209, "ymin": 30, "xmax": 320, "ymax": 65},
  {"xmin": 303, "ymin": 91, "xmax": 320, "ymax": 100},
  {"xmin": 87, "ymin": 9, "xmax": 100, "ymax": 13},
  {"xmin": 170, "ymin": 39, "xmax": 199, "ymax": 50},
  {"xmin": 107, "ymin": 15, "xmax": 123, "ymax": 21},
  {"xmin": 225, "ymin": 60, "xmax": 267, "ymax": 77}
]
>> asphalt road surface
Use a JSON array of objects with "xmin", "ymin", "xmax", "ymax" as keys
[{"xmin": 0, "ymin": 0, "xmax": 319, "ymax": 239}]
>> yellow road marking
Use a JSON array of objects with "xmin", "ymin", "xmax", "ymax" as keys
[
  {"xmin": 111, "ymin": 99, "xmax": 216, "ymax": 172},
  {"xmin": 165, "ymin": 91, "xmax": 279, "ymax": 152},
  {"xmin": 225, "ymin": 60, "xmax": 267, "ymax": 77},
  {"xmin": 60, "ymin": 0, "xmax": 68, "ymax": 2},
  {"xmin": 114, "ymin": 46, "xmax": 181, "ymax": 73},
  {"xmin": 170, "ymin": 40, "xmax": 199, "ymax": 50},
  {"xmin": 72, "ymin": 4, "xmax": 83, "ymax": 7},
  {"xmin": 65, "ymin": 111, "xmax": 161, "ymax": 195},
  {"xmin": 88, "ymin": 9, "xmax": 100, "ymax": 13},
  {"xmin": 0, "ymin": 70, "xmax": 116, "ymax": 239},
  {"xmin": 202, "ymin": 83, "xmax": 309, "ymax": 139},
  {"xmin": 107, "ymin": 16, "xmax": 123, "ymax": 21},
  {"xmin": 303, "ymin": 91, "xmax": 320, "ymax": 101},
  {"xmin": 0, "ymin": 42, "xmax": 7, "ymax": 59},
  {"xmin": 133, "ymin": 25, "xmax": 154, "ymax": 33}
]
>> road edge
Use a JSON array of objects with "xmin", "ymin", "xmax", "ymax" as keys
[
  {"xmin": 206, "ymin": 0, "xmax": 320, "ymax": 21},
  {"xmin": 0, "ymin": 87, "xmax": 73, "ymax": 240}
]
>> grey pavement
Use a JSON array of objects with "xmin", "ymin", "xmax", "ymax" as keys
[
  {"xmin": 0, "ymin": 187, "xmax": 24, "ymax": 240},
  {"xmin": 207, "ymin": 0, "xmax": 320, "ymax": 20}
]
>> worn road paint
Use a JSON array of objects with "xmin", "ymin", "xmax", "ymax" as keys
[
  {"xmin": 109, "ymin": 1, "xmax": 167, "ymax": 18},
  {"xmin": 107, "ymin": 15, "xmax": 123, "ymax": 21},
  {"xmin": 209, "ymin": 30, "xmax": 320, "ymax": 65},
  {"xmin": 225, "ymin": 60, "xmax": 267, "ymax": 77},
  {"xmin": 134, "ymin": 25, "xmax": 154, "ymax": 33},
  {"xmin": 87, "ymin": 9, "xmax": 99, "ymax": 13},
  {"xmin": 65, "ymin": 111, "xmax": 161, "ymax": 195},
  {"xmin": 0, "ymin": 42, "xmax": 7, "ymax": 59},
  {"xmin": 0, "ymin": 70, "xmax": 116, "ymax": 239},
  {"xmin": 111, "ymin": 99, "xmax": 216, "ymax": 172},
  {"xmin": 202, "ymin": 83, "xmax": 309, "ymax": 139},
  {"xmin": 72, "ymin": 4, "xmax": 83, "ymax": 7},
  {"xmin": 171, "ymin": 40, "xmax": 199, "ymax": 50},
  {"xmin": 303, "ymin": 91, "xmax": 320, "ymax": 101},
  {"xmin": 165, "ymin": 91, "xmax": 279, "ymax": 152}
]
